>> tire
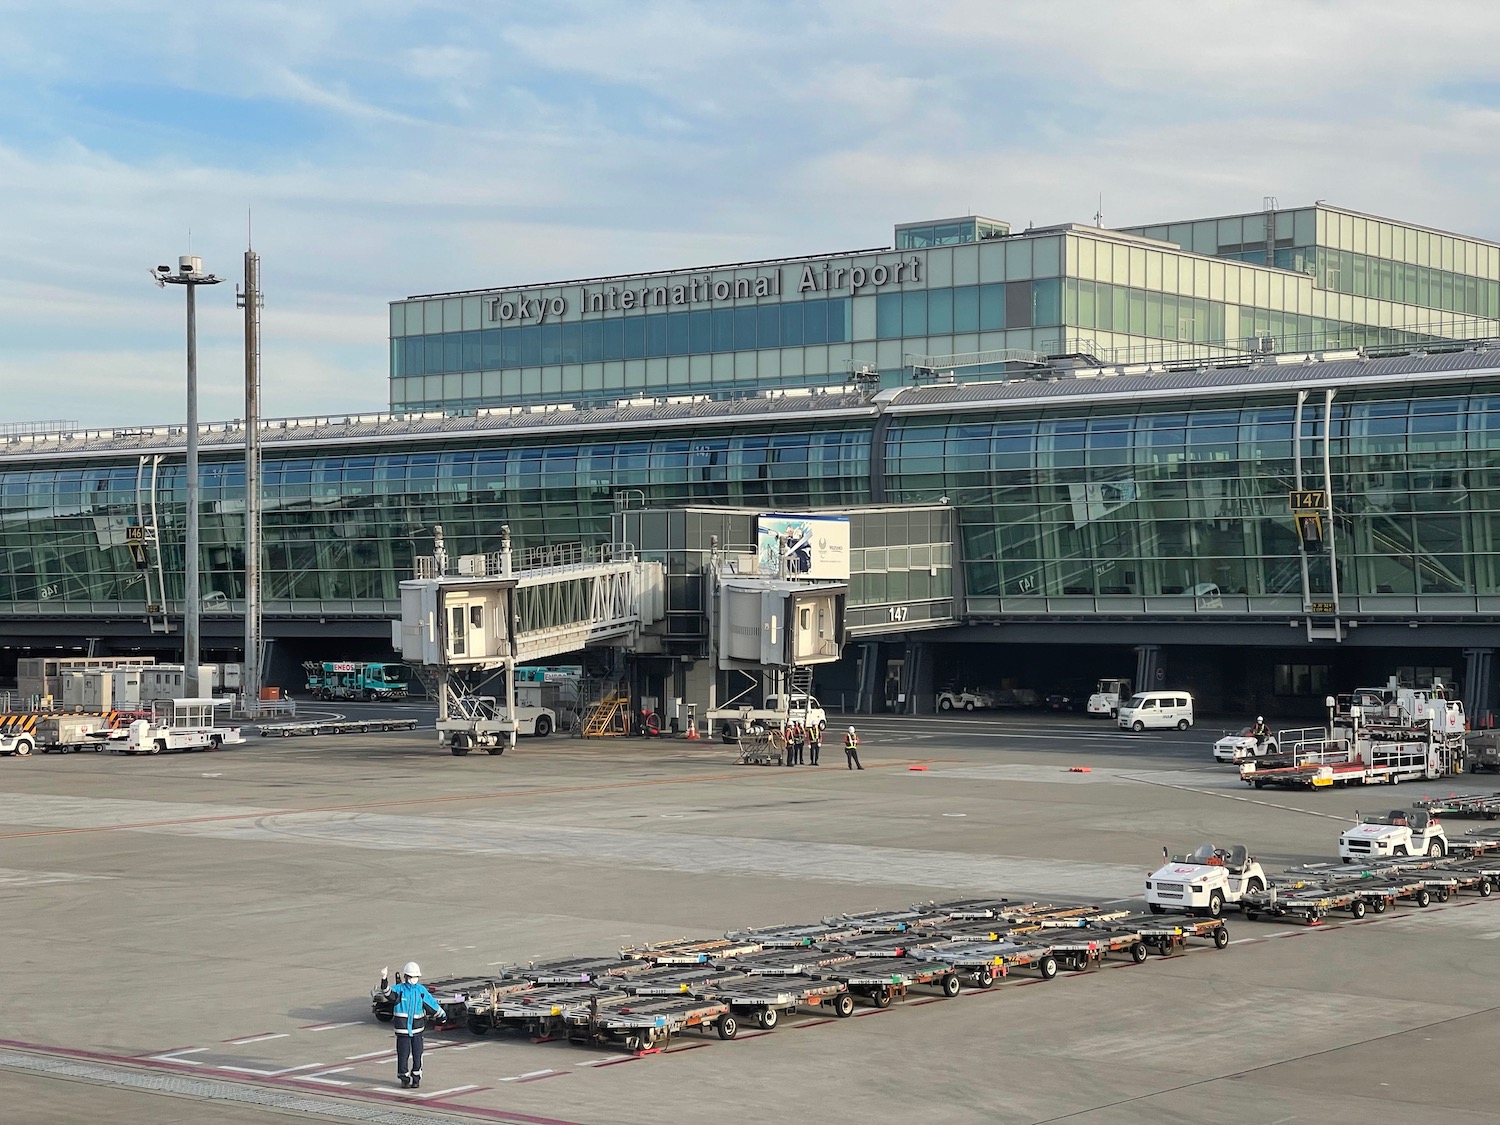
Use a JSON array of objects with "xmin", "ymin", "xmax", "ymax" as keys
[
  {"xmin": 1177, "ymin": 719, "xmax": 1190, "ymax": 731},
  {"xmin": 467, "ymin": 1017, "xmax": 489, "ymax": 1035},
  {"xmin": 485, "ymin": 745, "xmax": 504, "ymax": 755},
  {"xmin": 941, "ymin": 973, "xmax": 961, "ymax": 997},
  {"xmin": 1350, "ymin": 899, "xmax": 1366, "ymax": 919},
  {"xmin": 14, "ymin": 740, "xmax": 30, "ymax": 757},
  {"xmin": 1038, "ymin": 956, "xmax": 1058, "ymax": 981},
  {"xmin": 1482, "ymin": 879, "xmax": 1494, "ymax": 898},
  {"xmin": 1206, "ymin": 890, "xmax": 1225, "ymax": 919},
  {"xmin": 209, "ymin": 736, "xmax": 222, "ymax": 751},
  {"xmin": 755, "ymin": 1007, "xmax": 778, "ymax": 1030},
  {"xmin": 1415, "ymin": 889, "xmax": 1431, "ymax": 908},
  {"xmin": 831, "ymin": 993, "xmax": 854, "ymax": 1018},
  {"xmin": 533, "ymin": 715, "xmax": 552, "ymax": 738},
  {"xmin": 1213, "ymin": 926, "xmax": 1230, "ymax": 949},
  {"xmin": 963, "ymin": 701, "xmax": 975, "ymax": 712},
  {"xmin": 1147, "ymin": 902, "xmax": 1165, "ymax": 915},
  {"xmin": 1428, "ymin": 840, "xmax": 1445, "ymax": 858},
  {"xmin": 1243, "ymin": 910, "xmax": 1259, "ymax": 922},
  {"xmin": 1130, "ymin": 942, "xmax": 1148, "ymax": 963},
  {"xmin": 716, "ymin": 1014, "xmax": 737, "ymax": 1040},
  {"xmin": 1132, "ymin": 720, "xmax": 1144, "ymax": 732},
  {"xmin": 1394, "ymin": 845, "xmax": 1408, "ymax": 857},
  {"xmin": 872, "ymin": 988, "xmax": 892, "ymax": 1009},
  {"xmin": 939, "ymin": 698, "xmax": 953, "ymax": 711},
  {"xmin": 976, "ymin": 968, "xmax": 996, "ymax": 988},
  {"xmin": 151, "ymin": 740, "xmax": 165, "ymax": 755},
  {"xmin": 1372, "ymin": 897, "xmax": 1388, "ymax": 913},
  {"xmin": 1246, "ymin": 878, "xmax": 1265, "ymax": 896}
]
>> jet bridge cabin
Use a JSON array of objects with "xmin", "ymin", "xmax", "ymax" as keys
[
  {"xmin": 397, "ymin": 576, "xmax": 516, "ymax": 668},
  {"xmin": 717, "ymin": 579, "xmax": 846, "ymax": 669}
]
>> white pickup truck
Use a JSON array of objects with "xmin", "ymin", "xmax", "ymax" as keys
[
  {"xmin": 1339, "ymin": 808, "xmax": 1447, "ymax": 862},
  {"xmin": 1145, "ymin": 843, "xmax": 1268, "ymax": 918}
]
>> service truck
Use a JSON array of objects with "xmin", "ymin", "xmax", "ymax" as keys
[
  {"xmin": 1339, "ymin": 808, "xmax": 1448, "ymax": 862},
  {"xmin": 1086, "ymin": 678, "xmax": 1132, "ymax": 719},
  {"xmin": 937, "ymin": 689, "xmax": 992, "ymax": 712},
  {"xmin": 123, "ymin": 699, "xmax": 245, "ymax": 755},
  {"xmin": 1144, "ymin": 843, "xmax": 1268, "ymax": 918},
  {"xmin": 304, "ymin": 661, "xmax": 412, "ymax": 702}
]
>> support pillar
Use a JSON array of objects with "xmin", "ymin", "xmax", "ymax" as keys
[
  {"xmin": 1465, "ymin": 648, "xmax": 1494, "ymax": 727},
  {"xmin": 1134, "ymin": 645, "xmax": 1161, "ymax": 695}
]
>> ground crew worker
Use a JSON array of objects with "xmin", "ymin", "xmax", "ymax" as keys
[
  {"xmin": 378, "ymin": 962, "xmax": 446, "ymax": 1089},
  {"xmin": 791, "ymin": 720, "xmax": 805, "ymax": 766},
  {"xmin": 1251, "ymin": 715, "xmax": 1269, "ymax": 740},
  {"xmin": 807, "ymin": 722, "xmax": 821, "ymax": 766},
  {"xmin": 782, "ymin": 721, "xmax": 795, "ymax": 767},
  {"xmin": 844, "ymin": 725, "xmax": 863, "ymax": 770}
]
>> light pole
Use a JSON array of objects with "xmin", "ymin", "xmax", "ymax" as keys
[{"xmin": 154, "ymin": 255, "xmax": 223, "ymax": 699}]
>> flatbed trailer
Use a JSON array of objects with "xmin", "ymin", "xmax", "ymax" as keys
[
  {"xmin": 826, "ymin": 908, "xmax": 934, "ymax": 934},
  {"xmin": 619, "ymin": 966, "xmax": 735, "ymax": 996},
  {"xmin": 917, "ymin": 938, "xmax": 1059, "ymax": 985},
  {"xmin": 819, "ymin": 934, "xmax": 912, "ymax": 958},
  {"xmin": 703, "ymin": 971, "xmax": 854, "ymax": 1028},
  {"xmin": 489, "ymin": 985, "xmax": 617, "ymax": 1039},
  {"xmin": 520, "ymin": 957, "xmax": 654, "ymax": 986},
  {"xmin": 1110, "ymin": 914, "xmax": 1231, "ymax": 954},
  {"xmin": 724, "ymin": 921, "xmax": 863, "ymax": 948},
  {"xmin": 817, "ymin": 955, "xmax": 964, "ymax": 1006},
  {"xmin": 563, "ymin": 993, "xmax": 737, "ymax": 1051},
  {"xmin": 1044, "ymin": 929, "xmax": 1151, "ymax": 970},
  {"xmin": 620, "ymin": 937, "xmax": 763, "ymax": 964},
  {"xmin": 1412, "ymin": 793, "xmax": 1500, "ymax": 819},
  {"xmin": 719, "ymin": 949, "xmax": 856, "ymax": 976},
  {"xmin": 912, "ymin": 897, "xmax": 1015, "ymax": 921},
  {"xmin": 258, "ymin": 717, "xmax": 419, "ymax": 737}
]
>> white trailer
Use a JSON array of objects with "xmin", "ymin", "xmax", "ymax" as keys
[{"xmin": 123, "ymin": 699, "xmax": 244, "ymax": 755}]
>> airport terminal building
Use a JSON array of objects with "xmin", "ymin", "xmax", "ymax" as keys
[{"xmin": 5, "ymin": 201, "xmax": 1500, "ymax": 717}]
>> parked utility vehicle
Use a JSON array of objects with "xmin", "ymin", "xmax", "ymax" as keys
[
  {"xmin": 1117, "ymin": 691, "xmax": 1194, "ymax": 731},
  {"xmin": 1144, "ymin": 843, "xmax": 1267, "ymax": 918},
  {"xmin": 937, "ymin": 689, "xmax": 991, "ymax": 712},
  {"xmin": 1339, "ymin": 808, "xmax": 1448, "ymax": 862},
  {"xmin": 123, "ymin": 699, "xmax": 244, "ymax": 755},
  {"xmin": 1086, "ymin": 678, "xmax": 1132, "ymax": 718}
]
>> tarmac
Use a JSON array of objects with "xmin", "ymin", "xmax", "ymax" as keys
[{"xmin": 3, "ymin": 709, "xmax": 1499, "ymax": 1124}]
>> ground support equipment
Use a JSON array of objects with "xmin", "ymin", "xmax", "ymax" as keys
[
  {"xmin": 620, "ymin": 937, "xmax": 763, "ymax": 965},
  {"xmin": 1045, "ymin": 928, "xmax": 1150, "ymax": 970},
  {"xmin": 1438, "ymin": 857, "xmax": 1500, "ymax": 897},
  {"xmin": 490, "ymin": 986, "xmax": 618, "ymax": 1040},
  {"xmin": 259, "ymin": 718, "xmax": 419, "ymax": 738},
  {"xmin": 1116, "ymin": 915, "xmax": 1231, "ymax": 954},
  {"xmin": 563, "ymin": 993, "xmax": 736, "ymax": 1051},
  {"xmin": 618, "ymin": 966, "xmax": 737, "ymax": 996},
  {"xmin": 369, "ymin": 974, "xmax": 500, "ymax": 1026},
  {"xmin": 920, "ymin": 938, "xmax": 1058, "ymax": 985},
  {"xmin": 816, "ymin": 955, "xmax": 963, "ymax": 1006},
  {"xmin": 721, "ymin": 949, "xmax": 856, "ymax": 976},
  {"xmin": 913, "ymin": 897, "xmax": 1015, "ymax": 921},
  {"xmin": 825, "ymin": 908, "xmax": 933, "ymax": 934},
  {"xmin": 1413, "ymin": 793, "xmax": 1500, "ymax": 820},
  {"xmin": 734, "ymin": 731, "xmax": 783, "ymax": 767},
  {"xmin": 704, "ymin": 971, "xmax": 854, "ymax": 1027},
  {"xmin": 520, "ymin": 957, "xmax": 654, "ymax": 986},
  {"xmin": 724, "ymin": 922, "xmax": 863, "ymax": 948},
  {"xmin": 458, "ymin": 977, "xmax": 542, "ymax": 1035}
]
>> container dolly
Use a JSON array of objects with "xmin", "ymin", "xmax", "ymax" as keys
[
  {"xmin": 917, "ymin": 937, "xmax": 1060, "ymax": 985},
  {"xmin": 520, "ymin": 956, "xmax": 654, "ymax": 986},
  {"xmin": 369, "ymin": 973, "xmax": 499, "ymax": 1028},
  {"xmin": 489, "ymin": 985, "xmax": 619, "ymax": 1040},
  {"xmin": 459, "ymin": 976, "xmax": 545, "ymax": 1035},
  {"xmin": 816, "ymin": 955, "xmax": 964, "ymax": 1007},
  {"xmin": 702, "ymin": 970, "xmax": 855, "ymax": 1028},
  {"xmin": 621, "ymin": 937, "xmax": 763, "ymax": 965},
  {"xmin": 1412, "ymin": 793, "xmax": 1500, "ymax": 820},
  {"xmin": 563, "ymin": 992, "xmax": 737, "ymax": 1051},
  {"xmin": 1115, "ymin": 914, "xmax": 1232, "ymax": 954},
  {"xmin": 1044, "ymin": 928, "xmax": 1151, "ymax": 971},
  {"xmin": 725, "ymin": 920, "xmax": 863, "ymax": 948}
]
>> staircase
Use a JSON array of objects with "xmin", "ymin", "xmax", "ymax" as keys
[
  {"xmin": 789, "ymin": 666, "xmax": 814, "ymax": 696},
  {"xmin": 580, "ymin": 686, "xmax": 632, "ymax": 738}
]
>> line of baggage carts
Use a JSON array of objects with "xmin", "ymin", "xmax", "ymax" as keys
[{"xmin": 371, "ymin": 899, "xmax": 1234, "ymax": 1054}]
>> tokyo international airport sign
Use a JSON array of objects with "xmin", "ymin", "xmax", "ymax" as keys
[{"xmin": 757, "ymin": 514, "xmax": 851, "ymax": 581}]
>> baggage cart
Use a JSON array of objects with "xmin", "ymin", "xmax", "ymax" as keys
[
  {"xmin": 916, "ymin": 938, "xmax": 1059, "ymax": 985},
  {"xmin": 818, "ymin": 955, "xmax": 964, "ymax": 1007},
  {"xmin": 705, "ymin": 971, "xmax": 855, "ymax": 1028},
  {"xmin": 725, "ymin": 921, "xmax": 863, "ymax": 948},
  {"xmin": 1045, "ymin": 929, "xmax": 1150, "ymax": 970},
  {"xmin": 1118, "ymin": 914, "xmax": 1231, "ymax": 954},
  {"xmin": 621, "ymin": 937, "xmax": 763, "ymax": 964},
  {"xmin": 491, "ymin": 985, "xmax": 617, "ymax": 1039},
  {"xmin": 520, "ymin": 956, "xmax": 653, "ymax": 985},
  {"xmin": 563, "ymin": 992, "xmax": 736, "ymax": 1051}
]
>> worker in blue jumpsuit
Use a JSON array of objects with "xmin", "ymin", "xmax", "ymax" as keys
[{"xmin": 378, "ymin": 962, "xmax": 446, "ymax": 1088}]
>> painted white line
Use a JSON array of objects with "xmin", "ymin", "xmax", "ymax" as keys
[
  {"xmin": 501, "ymin": 1069, "xmax": 559, "ymax": 1082},
  {"xmin": 300, "ymin": 1066, "xmax": 355, "ymax": 1087},
  {"xmin": 345, "ymin": 1048, "xmax": 396, "ymax": 1061},
  {"xmin": 574, "ymin": 1058, "xmax": 614, "ymax": 1067},
  {"xmin": 220, "ymin": 1062, "xmax": 324, "ymax": 1077},
  {"xmin": 411, "ymin": 1084, "xmax": 482, "ymax": 1099},
  {"xmin": 224, "ymin": 1033, "xmax": 288, "ymax": 1045},
  {"xmin": 146, "ymin": 1048, "xmax": 208, "ymax": 1064},
  {"xmin": 302, "ymin": 1022, "xmax": 358, "ymax": 1032}
]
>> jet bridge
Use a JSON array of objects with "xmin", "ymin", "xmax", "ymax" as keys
[{"xmin": 396, "ymin": 526, "xmax": 664, "ymax": 753}]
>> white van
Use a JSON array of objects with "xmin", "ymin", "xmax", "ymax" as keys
[{"xmin": 1117, "ymin": 691, "xmax": 1194, "ymax": 731}]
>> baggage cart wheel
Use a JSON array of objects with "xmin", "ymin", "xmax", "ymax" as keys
[
  {"xmin": 872, "ymin": 987, "xmax": 892, "ymax": 1009},
  {"xmin": 754, "ymin": 1007, "xmax": 778, "ymax": 1030},
  {"xmin": 1414, "ymin": 889, "xmax": 1431, "ymax": 908},
  {"xmin": 1038, "ymin": 956, "xmax": 1058, "ymax": 981},
  {"xmin": 1243, "ymin": 910, "xmax": 1259, "ymax": 922},
  {"xmin": 941, "ymin": 973, "xmax": 961, "ymax": 997},
  {"xmin": 1350, "ymin": 900, "xmax": 1366, "ymax": 919},
  {"xmin": 1438, "ymin": 888, "xmax": 1451, "ymax": 903},
  {"xmin": 624, "ymin": 1035, "xmax": 643, "ymax": 1052},
  {"xmin": 1372, "ymin": 897, "xmax": 1387, "ymax": 913},
  {"xmin": 831, "ymin": 993, "xmax": 855, "ymax": 1018},
  {"xmin": 716, "ymin": 1013, "xmax": 738, "ymax": 1040},
  {"xmin": 1130, "ymin": 942, "xmax": 1148, "ymax": 963},
  {"xmin": 1482, "ymin": 879, "xmax": 1494, "ymax": 897},
  {"xmin": 975, "ymin": 968, "xmax": 996, "ymax": 987},
  {"xmin": 467, "ymin": 1017, "xmax": 489, "ymax": 1035},
  {"xmin": 485, "ymin": 745, "xmax": 504, "ymax": 755},
  {"xmin": 1212, "ymin": 926, "xmax": 1230, "ymax": 949}
]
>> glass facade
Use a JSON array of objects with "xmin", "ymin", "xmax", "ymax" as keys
[
  {"xmin": 392, "ymin": 204, "xmax": 1500, "ymax": 416},
  {"xmin": 6, "ymin": 365, "xmax": 1500, "ymax": 624}
]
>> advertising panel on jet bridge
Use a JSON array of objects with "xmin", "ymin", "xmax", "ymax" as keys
[{"xmin": 756, "ymin": 514, "xmax": 851, "ymax": 580}]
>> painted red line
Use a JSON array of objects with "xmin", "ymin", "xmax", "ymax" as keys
[
  {"xmin": 854, "ymin": 1009, "xmax": 891, "ymax": 1018},
  {"xmin": 221, "ymin": 1032, "xmax": 276, "ymax": 1044},
  {"xmin": 794, "ymin": 1019, "xmax": 837, "ymax": 1029},
  {"xmin": 734, "ymin": 1031, "xmax": 770, "ymax": 1040},
  {"xmin": 1014, "ymin": 980, "xmax": 1044, "ymax": 986},
  {"xmin": 134, "ymin": 1046, "xmax": 194, "ymax": 1057},
  {"xmin": 909, "ymin": 998, "xmax": 944, "ymax": 1006}
]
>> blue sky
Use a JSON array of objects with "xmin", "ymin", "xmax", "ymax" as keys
[{"xmin": 3, "ymin": 0, "xmax": 1500, "ymax": 425}]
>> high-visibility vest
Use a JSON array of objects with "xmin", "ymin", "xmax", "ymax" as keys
[{"xmin": 845, "ymin": 732, "xmax": 858, "ymax": 750}]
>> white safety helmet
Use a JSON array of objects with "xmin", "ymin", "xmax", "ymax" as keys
[
  {"xmin": 1256, "ymin": 716, "xmax": 1264, "ymax": 722},
  {"xmin": 847, "ymin": 726, "xmax": 855, "ymax": 733},
  {"xmin": 402, "ymin": 961, "xmax": 421, "ymax": 980}
]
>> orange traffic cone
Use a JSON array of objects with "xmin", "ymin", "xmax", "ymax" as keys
[{"xmin": 684, "ymin": 722, "xmax": 699, "ymax": 741}]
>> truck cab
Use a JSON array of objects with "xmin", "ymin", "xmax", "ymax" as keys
[
  {"xmin": 1145, "ymin": 843, "xmax": 1267, "ymax": 918},
  {"xmin": 1086, "ymin": 678, "xmax": 1132, "ymax": 718},
  {"xmin": 1339, "ymin": 808, "xmax": 1447, "ymax": 862}
]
